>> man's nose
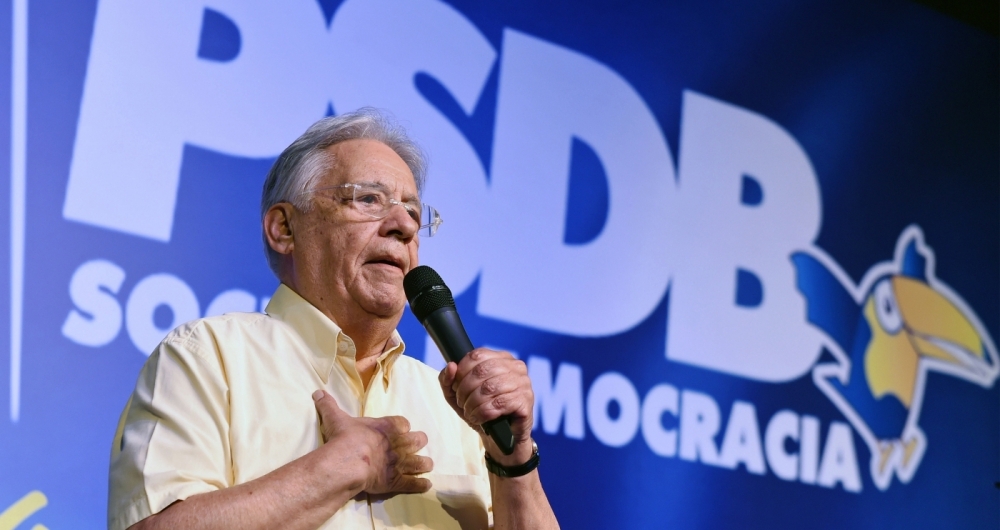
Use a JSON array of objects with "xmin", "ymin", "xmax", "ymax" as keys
[{"xmin": 380, "ymin": 201, "xmax": 419, "ymax": 238}]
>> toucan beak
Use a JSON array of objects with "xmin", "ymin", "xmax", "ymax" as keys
[{"xmin": 894, "ymin": 276, "xmax": 991, "ymax": 378}]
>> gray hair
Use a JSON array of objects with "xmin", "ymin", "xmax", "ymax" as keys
[{"xmin": 260, "ymin": 108, "xmax": 427, "ymax": 275}]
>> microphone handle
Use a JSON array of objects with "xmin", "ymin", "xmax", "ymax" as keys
[{"xmin": 423, "ymin": 307, "xmax": 516, "ymax": 455}]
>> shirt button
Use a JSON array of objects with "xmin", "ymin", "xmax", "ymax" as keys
[{"xmin": 338, "ymin": 341, "xmax": 348, "ymax": 352}]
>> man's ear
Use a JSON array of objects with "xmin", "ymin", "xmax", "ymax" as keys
[{"xmin": 264, "ymin": 203, "xmax": 295, "ymax": 256}]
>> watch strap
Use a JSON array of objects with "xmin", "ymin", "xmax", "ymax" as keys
[{"xmin": 484, "ymin": 441, "xmax": 539, "ymax": 478}]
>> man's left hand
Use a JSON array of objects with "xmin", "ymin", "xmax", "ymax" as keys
[{"xmin": 438, "ymin": 348, "xmax": 535, "ymax": 465}]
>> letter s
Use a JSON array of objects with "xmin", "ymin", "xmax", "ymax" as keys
[
  {"xmin": 62, "ymin": 259, "xmax": 126, "ymax": 347},
  {"xmin": 327, "ymin": 0, "xmax": 495, "ymax": 296}
]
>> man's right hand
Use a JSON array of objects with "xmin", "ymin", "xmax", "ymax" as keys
[{"xmin": 312, "ymin": 390, "xmax": 433, "ymax": 495}]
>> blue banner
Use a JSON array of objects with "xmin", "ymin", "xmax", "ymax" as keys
[{"xmin": 0, "ymin": 1, "xmax": 996, "ymax": 528}]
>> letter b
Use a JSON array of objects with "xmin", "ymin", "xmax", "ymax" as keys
[{"xmin": 667, "ymin": 91, "xmax": 824, "ymax": 382}]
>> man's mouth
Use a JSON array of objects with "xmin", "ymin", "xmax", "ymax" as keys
[{"xmin": 368, "ymin": 256, "xmax": 404, "ymax": 271}]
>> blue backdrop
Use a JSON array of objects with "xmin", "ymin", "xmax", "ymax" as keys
[{"xmin": 0, "ymin": 1, "xmax": 996, "ymax": 528}]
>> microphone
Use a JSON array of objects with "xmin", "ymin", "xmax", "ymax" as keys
[{"xmin": 404, "ymin": 265, "xmax": 515, "ymax": 455}]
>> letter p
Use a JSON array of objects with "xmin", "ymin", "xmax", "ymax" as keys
[{"xmin": 63, "ymin": 0, "xmax": 330, "ymax": 241}]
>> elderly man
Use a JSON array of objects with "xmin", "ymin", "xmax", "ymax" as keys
[{"xmin": 108, "ymin": 108, "xmax": 559, "ymax": 529}]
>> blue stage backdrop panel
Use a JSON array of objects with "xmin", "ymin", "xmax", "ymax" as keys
[{"xmin": 0, "ymin": 1, "xmax": 996, "ymax": 528}]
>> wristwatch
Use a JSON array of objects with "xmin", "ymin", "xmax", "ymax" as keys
[{"xmin": 484, "ymin": 439, "xmax": 539, "ymax": 478}]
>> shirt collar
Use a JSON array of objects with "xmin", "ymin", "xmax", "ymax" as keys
[{"xmin": 264, "ymin": 284, "xmax": 405, "ymax": 389}]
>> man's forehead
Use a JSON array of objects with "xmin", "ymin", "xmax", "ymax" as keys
[{"xmin": 322, "ymin": 139, "xmax": 417, "ymax": 195}]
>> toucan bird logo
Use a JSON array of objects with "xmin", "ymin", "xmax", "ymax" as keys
[{"xmin": 792, "ymin": 226, "xmax": 998, "ymax": 490}]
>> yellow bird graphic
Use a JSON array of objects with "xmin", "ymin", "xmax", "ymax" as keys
[{"xmin": 794, "ymin": 226, "xmax": 998, "ymax": 490}]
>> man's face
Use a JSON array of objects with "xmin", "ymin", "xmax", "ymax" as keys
[{"xmin": 289, "ymin": 138, "xmax": 420, "ymax": 322}]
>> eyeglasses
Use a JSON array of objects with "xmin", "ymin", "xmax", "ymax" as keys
[{"xmin": 300, "ymin": 183, "xmax": 443, "ymax": 237}]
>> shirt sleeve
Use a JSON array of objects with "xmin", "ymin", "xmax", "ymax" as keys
[{"xmin": 108, "ymin": 321, "xmax": 232, "ymax": 530}]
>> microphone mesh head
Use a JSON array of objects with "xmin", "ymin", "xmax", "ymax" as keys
[{"xmin": 404, "ymin": 265, "xmax": 455, "ymax": 321}]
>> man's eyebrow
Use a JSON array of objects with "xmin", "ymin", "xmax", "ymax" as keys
[
  {"xmin": 355, "ymin": 180, "xmax": 419, "ymax": 203},
  {"xmin": 353, "ymin": 180, "xmax": 389, "ymax": 191}
]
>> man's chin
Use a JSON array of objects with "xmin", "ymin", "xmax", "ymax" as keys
[
  {"xmin": 367, "ymin": 304, "xmax": 406, "ymax": 322},
  {"xmin": 357, "ymin": 290, "xmax": 406, "ymax": 319},
  {"xmin": 350, "ymin": 272, "xmax": 406, "ymax": 313}
]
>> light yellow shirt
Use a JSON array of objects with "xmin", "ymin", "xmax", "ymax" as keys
[{"xmin": 109, "ymin": 284, "xmax": 492, "ymax": 530}]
